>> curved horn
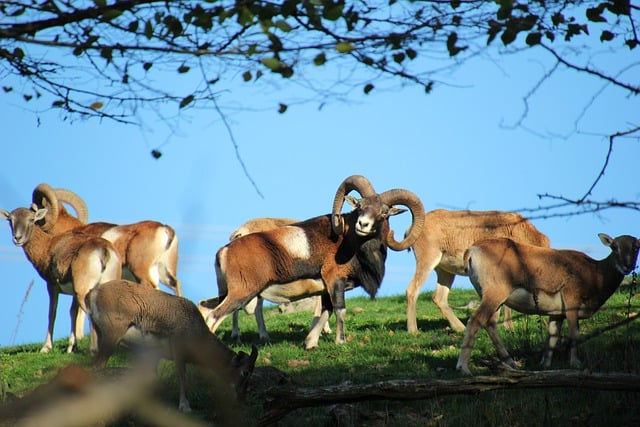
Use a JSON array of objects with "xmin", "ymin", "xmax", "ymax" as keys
[
  {"xmin": 379, "ymin": 189, "xmax": 425, "ymax": 251},
  {"xmin": 331, "ymin": 175, "xmax": 377, "ymax": 235},
  {"xmin": 55, "ymin": 188, "xmax": 89, "ymax": 224},
  {"xmin": 32, "ymin": 183, "xmax": 59, "ymax": 231}
]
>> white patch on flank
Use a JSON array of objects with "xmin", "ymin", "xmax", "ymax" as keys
[
  {"xmin": 282, "ymin": 227, "xmax": 310, "ymax": 259},
  {"xmin": 101, "ymin": 227, "xmax": 124, "ymax": 243}
]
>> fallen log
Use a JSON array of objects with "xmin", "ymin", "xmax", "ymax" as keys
[{"xmin": 260, "ymin": 369, "xmax": 640, "ymax": 425}]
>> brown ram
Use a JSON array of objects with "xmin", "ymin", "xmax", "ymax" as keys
[
  {"xmin": 1, "ymin": 206, "xmax": 122, "ymax": 353},
  {"xmin": 199, "ymin": 175, "xmax": 425, "ymax": 349},
  {"xmin": 32, "ymin": 183, "xmax": 182, "ymax": 296}
]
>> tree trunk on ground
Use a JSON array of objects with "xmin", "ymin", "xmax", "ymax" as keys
[{"xmin": 260, "ymin": 370, "xmax": 640, "ymax": 425}]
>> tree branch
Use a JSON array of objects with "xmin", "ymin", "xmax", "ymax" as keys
[{"xmin": 260, "ymin": 370, "xmax": 640, "ymax": 425}]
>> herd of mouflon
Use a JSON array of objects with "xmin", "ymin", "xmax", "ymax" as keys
[{"xmin": 1, "ymin": 178, "xmax": 638, "ymax": 418}]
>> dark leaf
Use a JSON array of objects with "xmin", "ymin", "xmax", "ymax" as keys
[
  {"xmin": 278, "ymin": 103, "xmax": 288, "ymax": 113},
  {"xmin": 261, "ymin": 57, "xmax": 281, "ymax": 71},
  {"xmin": 242, "ymin": 71, "xmax": 252, "ymax": 81},
  {"xmin": 501, "ymin": 29, "xmax": 517, "ymax": 46},
  {"xmin": 600, "ymin": 30, "xmax": 615, "ymax": 42},
  {"xmin": 313, "ymin": 52, "xmax": 327, "ymax": 66},
  {"xmin": 323, "ymin": 3, "xmax": 344, "ymax": 21},
  {"xmin": 336, "ymin": 42, "xmax": 355, "ymax": 53},
  {"xmin": 446, "ymin": 32, "xmax": 467, "ymax": 56},
  {"xmin": 393, "ymin": 52, "xmax": 405, "ymax": 63},
  {"xmin": 144, "ymin": 20, "xmax": 153, "ymax": 39},
  {"xmin": 551, "ymin": 12, "xmax": 565, "ymax": 26},
  {"xmin": 606, "ymin": 0, "xmax": 631, "ymax": 16},
  {"xmin": 526, "ymin": 32, "xmax": 542, "ymax": 46},
  {"xmin": 13, "ymin": 47, "xmax": 24, "ymax": 60},
  {"xmin": 52, "ymin": 100, "xmax": 65, "ymax": 107},
  {"xmin": 406, "ymin": 48, "xmax": 417, "ymax": 60},
  {"xmin": 626, "ymin": 38, "xmax": 638, "ymax": 49},
  {"xmin": 487, "ymin": 20, "xmax": 502, "ymax": 45},
  {"xmin": 143, "ymin": 62, "xmax": 153, "ymax": 71},
  {"xmin": 520, "ymin": 14, "xmax": 539, "ymax": 31},
  {"xmin": 177, "ymin": 64, "xmax": 190, "ymax": 73},
  {"xmin": 102, "ymin": 9, "xmax": 123, "ymax": 20},
  {"xmin": 179, "ymin": 94, "xmax": 194, "ymax": 109},
  {"xmin": 279, "ymin": 65, "xmax": 294, "ymax": 78},
  {"xmin": 425, "ymin": 81, "xmax": 434, "ymax": 93},
  {"xmin": 586, "ymin": 6, "xmax": 607, "ymax": 22},
  {"xmin": 364, "ymin": 83, "xmax": 374, "ymax": 94},
  {"xmin": 2, "ymin": 86, "xmax": 12, "ymax": 93},
  {"xmin": 151, "ymin": 149, "xmax": 162, "ymax": 159},
  {"xmin": 100, "ymin": 47, "xmax": 112, "ymax": 62}
]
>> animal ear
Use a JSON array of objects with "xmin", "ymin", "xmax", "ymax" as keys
[
  {"xmin": 344, "ymin": 195, "xmax": 360, "ymax": 209},
  {"xmin": 0, "ymin": 210, "xmax": 9, "ymax": 220},
  {"xmin": 598, "ymin": 233, "xmax": 614, "ymax": 247},
  {"xmin": 387, "ymin": 206, "xmax": 407, "ymax": 217},
  {"xmin": 34, "ymin": 208, "xmax": 48, "ymax": 221}
]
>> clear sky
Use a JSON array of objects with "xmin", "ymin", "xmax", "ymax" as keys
[{"xmin": 1, "ymin": 40, "xmax": 637, "ymax": 347}]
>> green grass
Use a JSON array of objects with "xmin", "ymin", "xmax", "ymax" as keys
[{"xmin": 2, "ymin": 282, "xmax": 640, "ymax": 426}]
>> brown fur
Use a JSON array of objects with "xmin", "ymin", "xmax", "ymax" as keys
[
  {"xmin": 456, "ymin": 233, "xmax": 640, "ymax": 374},
  {"xmin": 406, "ymin": 209, "xmax": 550, "ymax": 333},
  {"xmin": 39, "ymin": 201, "xmax": 182, "ymax": 296},
  {"xmin": 86, "ymin": 280, "xmax": 258, "ymax": 412},
  {"xmin": 1, "ymin": 207, "xmax": 122, "ymax": 353}
]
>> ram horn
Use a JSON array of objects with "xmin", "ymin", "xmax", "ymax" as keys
[
  {"xmin": 379, "ymin": 189, "xmax": 425, "ymax": 251},
  {"xmin": 54, "ymin": 188, "xmax": 89, "ymax": 224},
  {"xmin": 31, "ymin": 183, "xmax": 59, "ymax": 231},
  {"xmin": 331, "ymin": 175, "xmax": 377, "ymax": 235}
]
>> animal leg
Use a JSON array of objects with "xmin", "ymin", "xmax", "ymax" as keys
[
  {"xmin": 565, "ymin": 310, "xmax": 582, "ymax": 368},
  {"xmin": 309, "ymin": 296, "xmax": 331, "ymax": 334},
  {"xmin": 160, "ymin": 267, "xmax": 182, "ymax": 297},
  {"xmin": 434, "ymin": 268, "xmax": 465, "ymax": 332},
  {"xmin": 67, "ymin": 298, "xmax": 80, "ymax": 353},
  {"xmin": 254, "ymin": 297, "xmax": 270, "ymax": 342},
  {"xmin": 92, "ymin": 327, "xmax": 119, "ymax": 369},
  {"xmin": 75, "ymin": 309, "xmax": 86, "ymax": 341},
  {"xmin": 456, "ymin": 300, "xmax": 503, "ymax": 374},
  {"xmin": 331, "ymin": 279, "xmax": 348, "ymax": 345},
  {"xmin": 501, "ymin": 306, "xmax": 514, "ymax": 331},
  {"xmin": 406, "ymin": 250, "xmax": 440, "ymax": 334},
  {"xmin": 541, "ymin": 316, "xmax": 563, "ymax": 368},
  {"xmin": 305, "ymin": 294, "xmax": 332, "ymax": 350},
  {"xmin": 485, "ymin": 309, "xmax": 516, "ymax": 368},
  {"xmin": 208, "ymin": 294, "xmax": 247, "ymax": 334},
  {"xmin": 175, "ymin": 358, "xmax": 192, "ymax": 412},
  {"xmin": 231, "ymin": 311, "xmax": 241, "ymax": 343},
  {"xmin": 41, "ymin": 284, "xmax": 59, "ymax": 353}
]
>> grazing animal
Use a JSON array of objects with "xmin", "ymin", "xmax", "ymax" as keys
[
  {"xmin": 32, "ymin": 183, "xmax": 182, "ymax": 296},
  {"xmin": 86, "ymin": 279, "xmax": 258, "ymax": 412},
  {"xmin": 1, "ymin": 207, "xmax": 121, "ymax": 353},
  {"xmin": 199, "ymin": 175, "xmax": 425, "ymax": 349},
  {"xmin": 223, "ymin": 217, "xmax": 328, "ymax": 342},
  {"xmin": 405, "ymin": 209, "xmax": 550, "ymax": 333},
  {"xmin": 456, "ymin": 233, "xmax": 640, "ymax": 374}
]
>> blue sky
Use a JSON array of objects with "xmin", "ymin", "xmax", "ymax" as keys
[{"xmin": 1, "ymin": 41, "xmax": 638, "ymax": 347}]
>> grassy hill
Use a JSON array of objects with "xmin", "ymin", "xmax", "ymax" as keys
[{"xmin": 1, "ymin": 285, "xmax": 640, "ymax": 426}]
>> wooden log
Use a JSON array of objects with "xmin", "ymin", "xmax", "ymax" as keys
[{"xmin": 260, "ymin": 370, "xmax": 640, "ymax": 425}]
